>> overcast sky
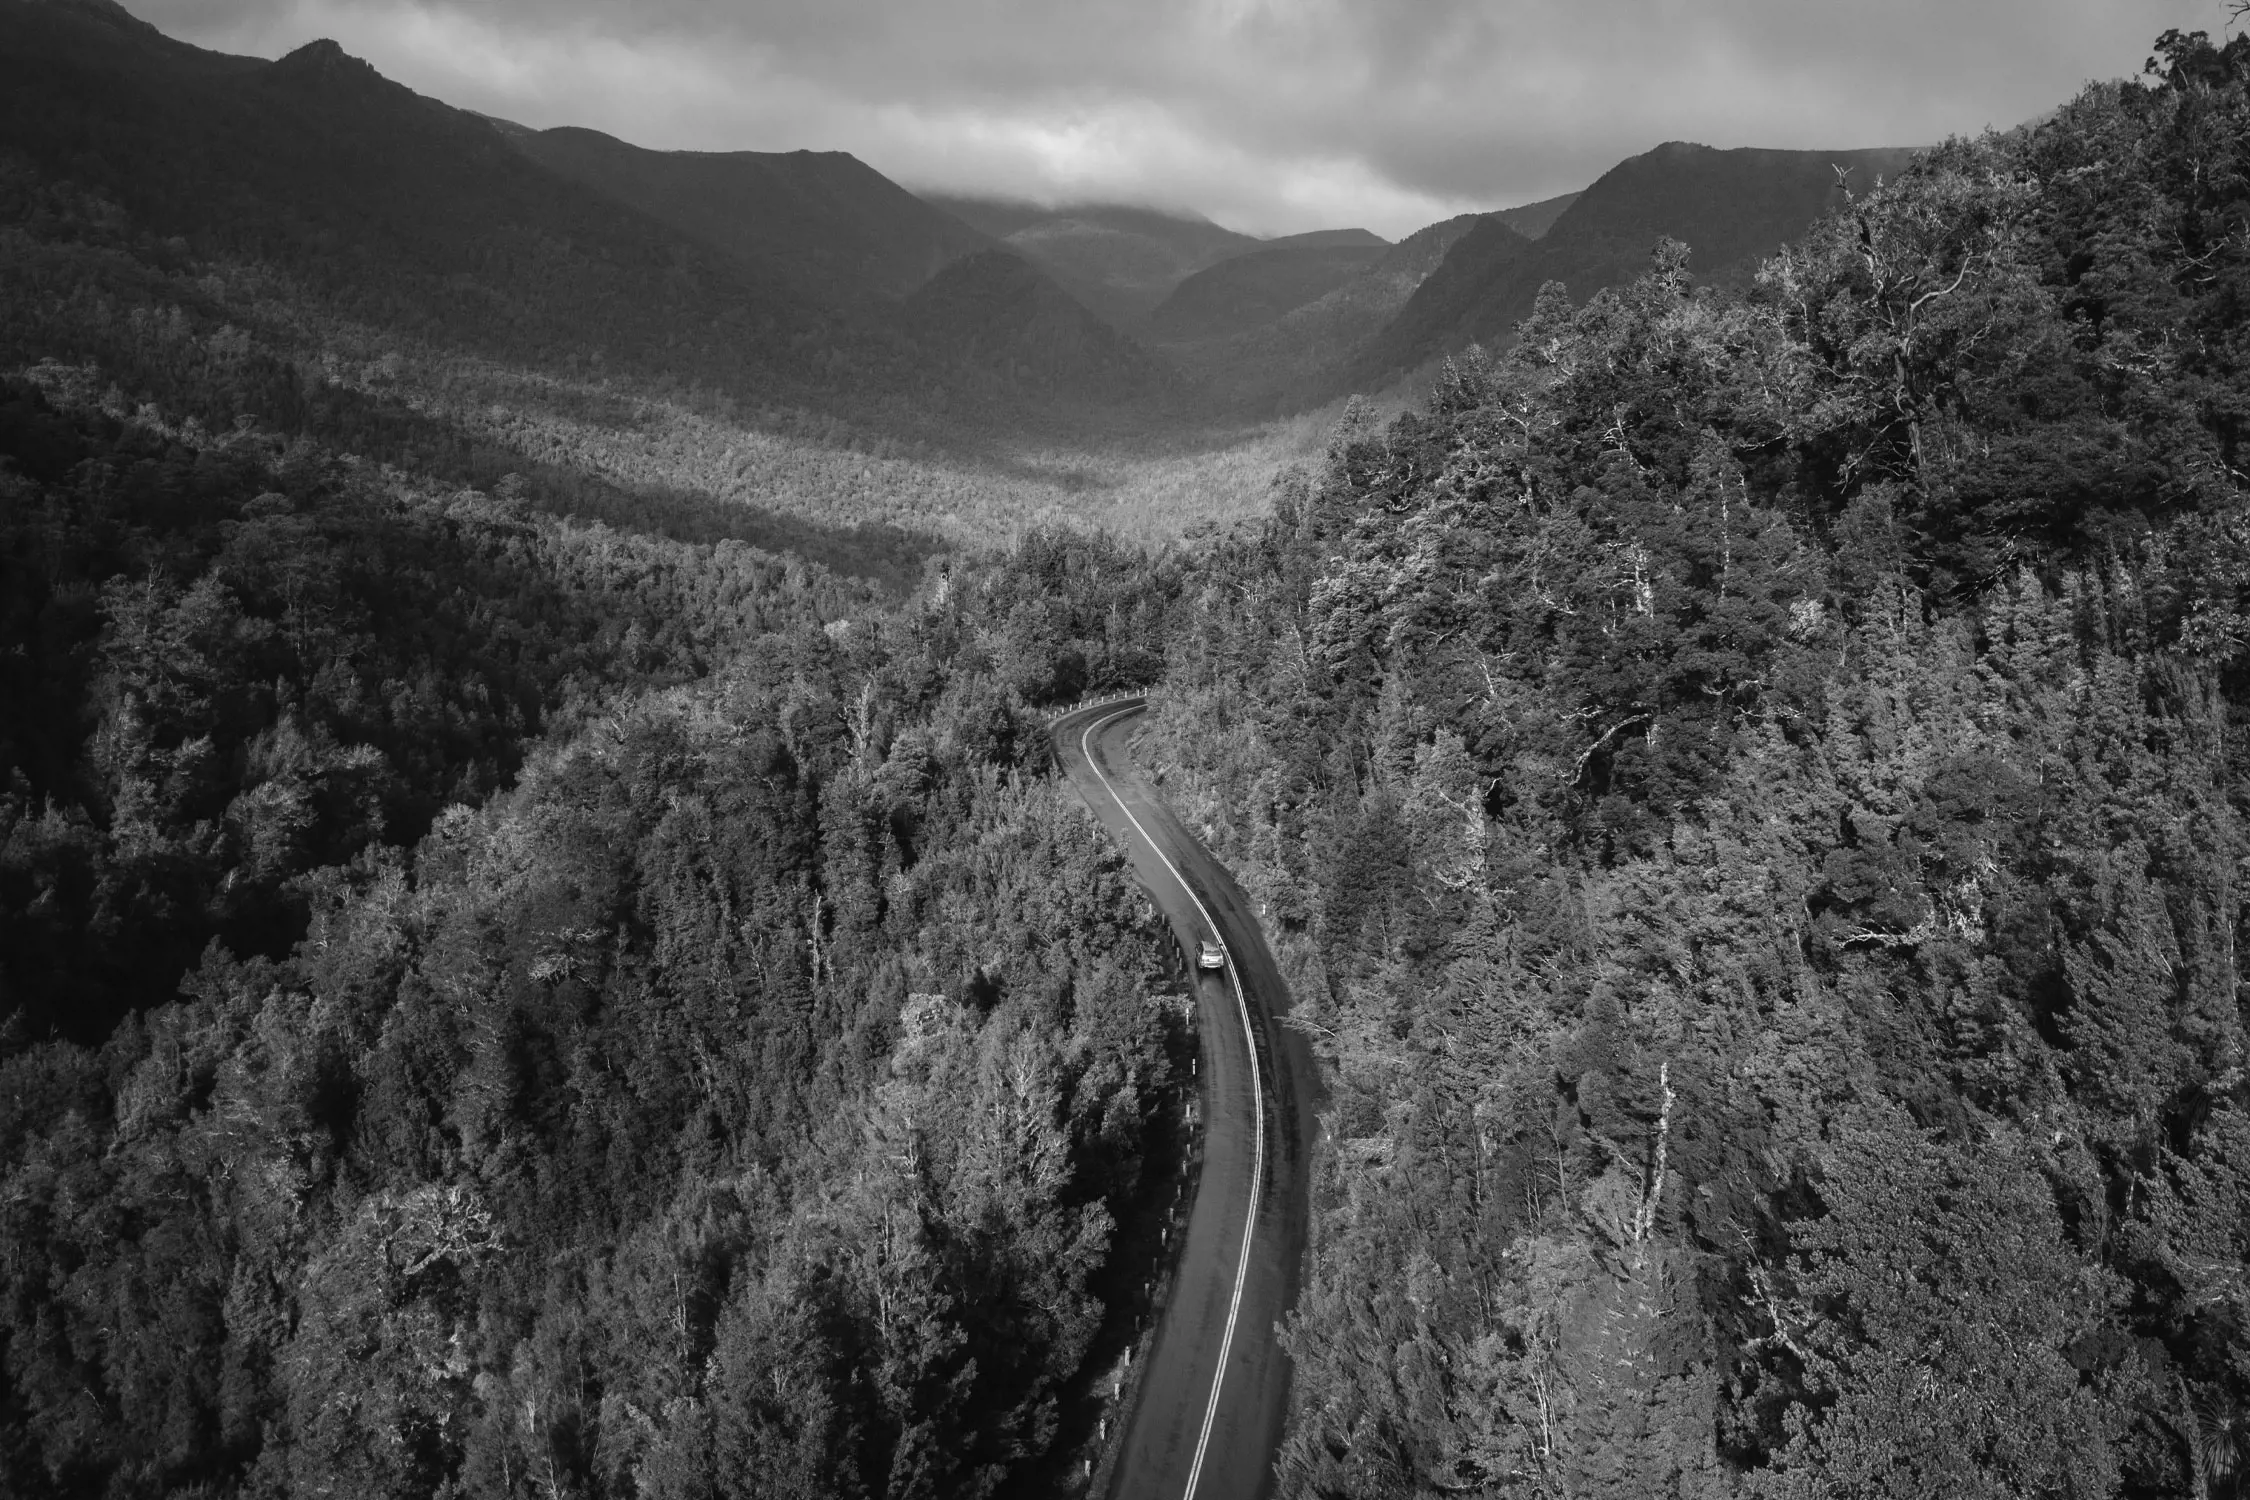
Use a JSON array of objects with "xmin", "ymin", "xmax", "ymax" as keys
[{"xmin": 137, "ymin": 0, "xmax": 2222, "ymax": 238}]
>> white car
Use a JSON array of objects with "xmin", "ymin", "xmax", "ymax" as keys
[{"xmin": 1197, "ymin": 939, "xmax": 1226, "ymax": 971}]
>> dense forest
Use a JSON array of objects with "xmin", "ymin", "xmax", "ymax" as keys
[
  {"xmin": 0, "ymin": 358, "xmax": 1197, "ymax": 1493},
  {"xmin": 1131, "ymin": 29, "xmax": 2250, "ymax": 1497},
  {"xmin": 10, "ymin": 6, "xmax": 2250, "ymax": 1498}
]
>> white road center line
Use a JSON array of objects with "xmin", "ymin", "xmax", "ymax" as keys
[{"xmin": 1076, "ymin": 704, "xmax": 1264, "ymax": 1500}]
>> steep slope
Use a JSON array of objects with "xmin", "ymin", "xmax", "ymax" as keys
[
  {"xmin": 1133, "ymin": 39, "xmax": 2250, "ymax": 1492},
  {"xmin": 1002, "ymin": 206, "xmax": 1263, "ymax": 326},
  {"xmin": 1147, "ymin": 239, "xmax": 1389, "ymax": 341},
  {"xmin": 924, "ymin": 195, "xmax": 1266, "ymax": 327},
  {"xmin": 1491, "ymin": 190, "xmax": 1580, "ymax": 239},
  {"xmin": 1552, "ymin": 141, "xmax": 1915, "ymax": 279},
  {"xmin": 903, "ymin": 249, "xmax": 1179, "ymax": 407},
  {"xmin": 1346, "ymin": 142, "xmax": 1916, "ymax": 388},
  {"xmin": 0, "ymin": 0, "xmax": 1189, "ymax": 427},
  {"xmin": 1156, "ymin": 212, "xmax": 1484, "ymax": 409},
  {"xmin": 0, "ymin": 0, "xmax": 851, "ymax": 392},
  {"xmin": 1344, "ymin": 215, "xmax": 1539, "ymax": 383},
  {"xmin": 0, "ymin": 364, "xmax": 1191, "ymax": 1500},
  {"xmin": 507, "ymin": 126, "xmax": 994, "ymax": 304},
  {"xmin": 1367, "ymin": 213, "xmax": 1490, "ymax": 280}
]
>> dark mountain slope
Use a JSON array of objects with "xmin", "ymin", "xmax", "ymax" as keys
[
  {"xmin": 903, "ymin": 249, "xmax": 1179, "ymax": 406},
  {"xmin": 1151, "ymin": 212, "xmax": 1485, "ymax": 409},
  {"xmin": 1368, "ymin": 212, "xmax": 1488, "ymax": 281},
  {"xmin": 1147, "ymin": 240, "xmax": 1388, "ymax": 340},
  {"xmin": 0, "ymin": 0, "xmax": 1191, "ymax": 425},
  {"xmin": 1336, "ymin": 215, "xmax": 1538, "ymax": 385},
  {"xmin": 507, "ymin": 126, "xmax": 994, "ymax": 304},
  {"xmin": 1557, "ymin": 140, "xmax": 1915, "ymax": 277},
  {"xmin": 1491, "ymin": 190, "xmax": 1580, "ymax": 239},
  {"xmin": 922, "ymin": 196, "xmax": 1265, "ymax": 326},
  {"xmin": 0, "ymin": 0, "xmax": 854, "ymax": 391},
  {"xmin": 1003, "ymin": 206, "xmax": 1263, "ymax": 326},
  {"xmin": 1346, "ymin": 142, "xmax": 1915, "ymax": 388}
]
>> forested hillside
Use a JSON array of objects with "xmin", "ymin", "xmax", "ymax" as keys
[
  {"xmin": 11, "ymin": 1, "xmax": 2250, "ymax": 1495},
  {"xmin": 0, "ymin": 7, "xmax": 1212, "ymax": 1481},
  {"xmin": 1489, "ymin": 192, "xmax": 1580, "ymax": 241},
  {"xmin": 504, "ymin": 127, "xmax": 995, "ymax": 306},
  {"xmin": 1130, "ymin": 29, "xmax": 2250, "ymax": 1496},
  {"xmin": 1343, "ymin": 142, "xmax": 1917, "ymax": 392},
  {"xmin": 0, "ymin": 45, "xmax": 1281, "ymax": 566},
  {"xmin": 0, "ymin": 0, "xmax": 855, "ymax": 405},
  {"xmin": 903, "ymin": 251, "xmax": 1181, "ymax": 405},
  {"xmin": 1151, "ymin": 214, "xmax": 1483, "ymax": 413},
  {"xmin": 1148, "ymin": 241, "xmax": 1390, "ymax": 343},
  {"xmin": 0, "ymin": 0, "xmax": 1210, "ymax": 438},
  {"xmin": 924, "ymin": 197, "xmax": 1264, "ymax": 328},
  {"xmin": 0, "ymin": 326, "xmax": 1204, "ymax": 1494}
]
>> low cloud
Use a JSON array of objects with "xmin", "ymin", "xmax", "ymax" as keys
[{"xmin": 138, "ymin": 0, "xmax": 2220, "ymax": 237}]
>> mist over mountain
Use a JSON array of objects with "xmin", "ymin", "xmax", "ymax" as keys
[{"xmin": 915, "ymin": 192, "xmax": 1065, "ymax": 240}]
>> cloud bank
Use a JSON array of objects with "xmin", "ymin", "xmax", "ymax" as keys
[{"xmin": 138, "ymin": 0, "xmax": 2219, "ymax": 237}]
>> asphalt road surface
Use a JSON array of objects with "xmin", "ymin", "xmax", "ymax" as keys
[{"xmin": 1053, "ymin": 700, "xmax": 1320, "ymax": 1500}]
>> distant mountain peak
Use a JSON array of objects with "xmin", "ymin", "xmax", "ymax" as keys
[
  {"xmin": 269, "ymin": 37, "xmax": 388, "ymax": 90},
  {"xmin": 277, "ymin": 37, "xmax": 349, "ymax": 65}
]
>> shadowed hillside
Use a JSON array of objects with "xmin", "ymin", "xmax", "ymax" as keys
[
  {"xmin": 0, "ymin": 0, "xmax": 1203, "ymax": 430},
  {"xmin": 0, "ymin": 0, "xmax": 862, "ymax": 395},
  {"xmin": 1341, "ymin": 215, "xmax": 1537, "ymax": 385},
  {"xmin": 1148, "ymin": 239, "xmax": 1389, "ymax": 341},
  {"xmin": 1153, "ymin": 212, "xmax": 1483, "ymax": 409},
  {"xmin": 924, "ymin": 194, "xmax": 1265, "ymax": 326},
  {"xmin": 904, "ymin": 249, "xmax": 1181, "ymax": 408},
  {"xmin": 1343, "ymin": 141, "xmax": 1915, "ymax": 388},
  {"xmin": 1491, "ymin": 189, "xmax": 1581, "ymax": 239},
  {"xmin": 505, "ymin": 126, "xmax": 996, "ymax": 304}
]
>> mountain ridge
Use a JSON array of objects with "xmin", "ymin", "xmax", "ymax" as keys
[
  {"xmin": 1147, "ymin": 240, "xmax": 1390, "ymax": 341},
  {"xmin": 1148, "ymin": 210, "xmax": 1485, "ymax": 411},
  {"xmin": 0, "ymin": 0, "xmax": 1189, "ymax": 427},
  {"xmin": 1342, "ymin": 140, "xmax": 1916, "ymax": 390},
  {"xmin": 508, "ymin": 126, "xmax": 996, "ymax": 305}
]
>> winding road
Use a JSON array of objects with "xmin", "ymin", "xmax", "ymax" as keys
[{"xmin": 1052, "ymin": 700, "xmax": 1320, "ymax": 1500}]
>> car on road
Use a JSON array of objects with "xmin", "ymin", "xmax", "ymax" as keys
[{"xmin": 1197, "ymin": 939, "xmax": 1226, "ymax": 970}]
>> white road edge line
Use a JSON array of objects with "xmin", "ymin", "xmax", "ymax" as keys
[{"xmin": 1075, "ymin": 703, "xmax": 1264, "ymax": 1500}]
